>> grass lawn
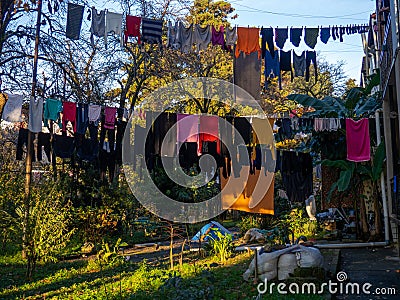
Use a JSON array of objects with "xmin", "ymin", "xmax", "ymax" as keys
[{"xmin": 0, "ymin": 250, "xmax": 326, "ymax": 300}]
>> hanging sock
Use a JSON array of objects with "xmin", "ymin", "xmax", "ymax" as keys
[
  {"xmin": 319, "ymin": 27, "xmax": 331, "ymax": 44},
  {"xmin": 66, "ymin": 3, "xmax": 84, "ymax": 40},
  {"xmin": 304, "ymin": 27, "xmax": 319, "ymax": 49},
  {"xmin": 274, "ymin": 27, "xmax": 288, "ymax": 49},
  {"xmin": 260, "ymin": 27, "xmax": 274, "ymax": 58},
  {"xmin": 293, "ymin": 50, "xmax": 306, "ymax": 77},
  {"xmin": 142, "ymin": 18, "xmax": 163, "ymax": 44},
  {"xmin": 124, "ymin": 15, "xmax": 141, "ymax": 44},
  {"xmin": 290, "ymin": 27, "xmax": 303, "ymax": 47},
  {"xmin": 339, "ymin": 26, "xmax": 345, "ymax": 42},
  {"xmin": 193, "ymin": 24, "xmax": 212, "ymax": 51},
  {"xmin": 236, "ymin": 27, "xmax": 261, "ymax": 58}
]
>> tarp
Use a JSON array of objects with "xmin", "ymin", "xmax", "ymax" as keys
[{"xmin": 192, "ymin": 221, "xmax": 232, "ymax": 242}]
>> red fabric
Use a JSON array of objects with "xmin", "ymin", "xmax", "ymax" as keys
[
  {"xmin": 346, "ymin": 118, "xmax": 370, "ymax": 162},
  {"xmin": 62, "ymin": 101, "xmax": 77, "ymax": 132},
  {"xmin": 104, "ymin": 107, "xmax": 117, "ymax": 129},
  {"xmin": 198, "ymin": 115, "xmax": 220, "ymax": 155},
  {"xmin": 125, "ymin": 15, "xmax": 141, "ymax": 44}
]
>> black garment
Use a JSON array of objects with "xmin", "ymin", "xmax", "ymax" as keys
[
  {"xmin": 53, "ymin": 134, "xmax": 75, "ymax": 158},
  {"xmin": 293, "ymin": 51, "xmax": 306, "ymax": 77},
  {"xmin": 280, "ymin": 151, "xmax": 313, "ymax": 203},
  {"xmin": 133, "ymin": 125, "xmax": 146, "ymax": 170},
  {"xmin": 339, "ymin": 26, "xmax": 345, "ymax": 42},
  {"xmin": 234, "ymin": 117, "xmax": 252, "ymax": 145},
  {"xmin": 99, "ymin": 120, "xmax": 115, "ymax": 154},
  {"xmin": 37, "ymin": 132, "xmax": 51, "ymax": 162},
  {"xmin": 178, "ymin": 142, "xmax": 199, "ymax": 170},
  {"xmin": 99, "ymin": 148, "xmax": 115, "ymax": 183},
  {"xmin": 88, "ymin": 122, "xmax": 99, "ymax": 156},
  {"xmin": 200, "ymin": 141, "xmax": 221, "ymax": 177},
  {"xmin": 145, "ymin": 112, "xmax": 155, "ymax": 170},
  {"xmin": 76, "ymin": 135, "xmax": 97, "ymax": 162},
  {"xmin": 304, "ymin": 27, "xmax": 319, "ymax": 49},
  {"xmin": 279, "ymin": 50, "xmax": 293, "ymax": 81},
  {"xmin": 276, "ymin": 118, "xmax": 292, "ymax": 141},
  {"xmin": 275, "ymin": 28, "xmax": 288, "ymax": 49},
  {"xmin": 261, "ymin": 27, "xmax": 275, "ymax": 58},
  {"xmin": 76, "ymin": 103, "xmax": 89, "ymax": 135},
  {"xmin": 320, "ymin": 27, "xmax": 331, "ymax": 44},
  {"xmin": 234, "ymin": 51, "xmax": 261, "ymax": 100},
  {"xmin": 305, "ymin": 50, "xmax": 317, "ymax": 82},
  {"xmin": 290, "ymin": 27, "xmax": 302, "ymax": 47},
  {"xmin": 16, "ymin": 128, "xmax": 35, "ymax": 161},
  {"xmin": 219, "ymin": 116, "xmax": 233, "ymax": 178},
  {"xmin": 115, "ymin": 120, "xmax": 127, "ymax": 164},
  {"xmin": 66, "ymin": 3, "xmax": 84, "ymax": 40},
  {"xmin": 154, "ymin": 112, "xmax": 177, "ymax": 156}
]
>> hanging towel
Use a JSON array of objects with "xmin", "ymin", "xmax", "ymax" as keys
[
  {"xmin": 279, "ymin": 50, "xmax": 293, "ymax": 81},
  {"xmin": 290, "ymin": 27, "xmax": 303, "ymax": 47},
  {"xmin": 124, "ymin": 15, "xmax": 141, "ymax": 44},
  {"xmin": 304, "ymin": 27, "xmax": 319, "ymax": 49},
  {"xmin": 177, "ymin": 114, "xmax": 199, "ymax": 143},
  {"xmin": 90, "ymin": 7, "xmax": 105, "ymax": 45},
  {"xmin": 320, "ymin": 27, "xmax": 331, "ymax": 44},
  {"xmin": 225, "ymin": 26, "xmax": 237, "ymax": 46},
  {"xmin": 88, "ymin": 104, "xmax": 101, "ymax": 124},
  {"xmin": 142, "ymin": 18, "xmax": 163, "ymax": 44},
  {"xmin": 293, "ymin": 50, "xmax": 306, "ymax": 77},
  {"xmin": 212, "ymin": 25, "xmax": 225, "ymax": 48},
  {"xmin": 235, "ymin": 27, "xmax": 261, "ymax": 58},
  {"xmin": 44, "ymin": 98, "xmax": 62, "ymax": 128},
  {"xmin": 28, "ymin": 96, "xmax": 43, "ymax": 133},
  {"xmin": 179, "ymin": 23, "xmax": 193, "ymax": 53},
  {"xmin": 193, "ymin": 24, "xmax": 211, "ymax": 51},
  {"xmin": 346, "ymin": 118, "xmax": 370, "ymax": 162},
  {"xmin": 62, "ymin": 101, "xmax": 77, "ymax": 132},
  {"xmin": 260, "ymin": 27, "xmax": 274, "ymax": 58},
  {"xmin": 234, "ymin": 51, "xmax": 261, "ymax": 100},
  {"xmin": 105, "ymin": 11, "xmax": 123, "ymax": 45},
  {"xmin": 199, "ymin": 115, "xmax": 220, "ymax": 155},
  {"xmin": 104, "ymin": 107, "xmax": 117, "ymax": 129},
  {"xmin": 275, "ymin": 27, "xmax": 288, "ymax": 49},
  {"xmin": 1, "ymin": 93, "xmax": 23, "ymax": 122},
  {"xmin": 66, "ymin": 3, "xmax": 84, "ymax": 40}
]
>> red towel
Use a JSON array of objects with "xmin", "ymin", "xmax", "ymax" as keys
[
  {"xmin": 125, "ymin": 15, "xmax": 141, "ymax": 44},
  {"xmin": 199, "ymin": 115, "xmax": 220, "ymax": 155},
  {"xmin": 62, "ymin": 101, "xmax": 77, "ymax": 132},
  {"xmin": 346, "ymin": 118, "xmax": 370, "ymax": 162}
]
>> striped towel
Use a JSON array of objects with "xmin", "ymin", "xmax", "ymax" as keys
[{"xmin": 142, "ymin": 18, "xmax": 163, "ymax": 44}]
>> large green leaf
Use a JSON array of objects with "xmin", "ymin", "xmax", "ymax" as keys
[
  {"xmin": 287, "ymin": 94, "xmax": 337, "ymax": 113},
  {"xmin": 321, "ymin": 159, "xmax": 353, "ymax": 170},
  {"xmin": 345, "ymin": 88, "xmax": 363, "ymax": 110},
  {"xmin": 354, "ymin": 96, "xmax": 382, "ymax": 116},
  {"xmin": 364, "ymin": 72, "xmax": 380, "ymax": 96},
  {"xmin": 337, "ymin": 169, "xmax": 353, "ymax": 192},
  {"xmin": 323, "ymin": 96, "xmax": 348, "ymax": 117},
  {"xmin": 372, "ymin": 142, "xmax": 386, "ymax": 180}
]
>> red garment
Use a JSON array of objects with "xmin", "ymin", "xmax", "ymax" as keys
[
  {"xmin": 198, "ymin": 115, "xmax": 220, "ymax": 155},
  {"xmin": 62, "ymin": 101, "xmax": 77, "ymax": 132},
  {"xmin": 104, "ymin": 107, "xmax": 117, "ymax": 130},
  {"xmin": 125, "ymin": 15, "xmax": 141, "ymax": 44},
  {"xmin": 235, "ymin": 27, "xmax": 261, "ymax": 58},
  {"xmin": 346, "ymin": 118, "xmax": 370, "ymax": 162}
]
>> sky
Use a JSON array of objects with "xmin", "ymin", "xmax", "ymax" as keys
[{"xmin": 230, "ymin": 0, "xmax": 376, "ymax": 83}]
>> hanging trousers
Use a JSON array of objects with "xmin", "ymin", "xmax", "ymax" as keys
[{"xmin": 305, "ymin": 51, "xmax": 317, "ymax": 82}]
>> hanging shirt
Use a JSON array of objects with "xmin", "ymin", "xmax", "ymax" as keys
[
  {"xmin": 346, "ymin": 118, "xmax": 371, "ymax": 162},
  {"xmin": 320, "ymin": 27, "xmax": 331, "ymax": 44},
  {"xmin": 125, "ymin": 15, "xmax": 141, "ymax": 44},
  {"xmin": 193, "ymin": 24, "xmax": 211, "ymax": 51},
  {"xmin": 28, "ymin": 95, "xmax": 43, "ymax": 133},
  {"xmin": 104, "ymin": 107, "xmax": 117, "ymax": 130},
  {"xmin": 179, "ymin": 23, "xmax": 193, "ymax": 53},
  {"xmin": 260, "ymin": 27, "xmax": 275, "ymax": 58},
  {"xmin": 177, "ymin": 114, "xmax": 199, "ymax": 143},
  {"xmin": 225, "ymin": 26, "xmax": 237, "ymax": 47},
  {"xmin": 105, "ymin": 11, "xmax": 123, "ymax": 45},
  {"xmin": 44, "ymin": 98, "xmax": 62, "ymax": 128},
  {"xmin": 235, "ymin": 27, "xmax": 261, "ymax": 58},
  {"xmin": 90, "ymin": 7, "xmax": 105, "ymax": 45},
  {"xmin": 167, "ymin": 21, "xmax": 180, "ymax": 49},
  {"xmin": 88, "ymin": 104, "xmax": 101, "ymax": 124},
  {"xmin": 198, "ymin": 115, "xmax": 220, "ymax": 155},
  {"xmin": 304, "ymin": 27, "xmax": 319, "ymax": 49},
  {"xmin": 1, "ymin": 93, "xmax": 23, "ymax": 122},
  {"xmin": 293, "ymin": 50, "xmax": 306, "ymax": 77},
  {"xmin": 142, "ymin": 18, "xmax": 163, "ymax": 44},
  {"xmin": 280, "ymin": 50, "xmax": 293, "ymax": 81},
  {"xmin": 290, "ymin": 27, "xmax": 303, "ymax": 47},
  {"xmin": 274, "ymin": 28, "xmax": 288, "ymax": 49},
  {"xmin": 212, "ymin": 25, "xmax": 225, "ymax": 47},
  {"xmin": 66, "ymin": 3, "xmax": 84, "ymax": 40}
]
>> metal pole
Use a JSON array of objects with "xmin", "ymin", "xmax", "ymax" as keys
[{"xmin": 22, "ymin": 0, "xmax": 43, "ymax": 258}]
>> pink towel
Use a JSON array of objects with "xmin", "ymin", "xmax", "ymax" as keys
[
  {"xmin": 346, "ymin": 118, "xmax": 370, "ymax": 162},
  {"xmin": 104, "ymin": 107, "xmax": 117, "ymax": 129},
  {"xmin": 177, "ymin": 114, "xmax": 199, "ymax": 143}
]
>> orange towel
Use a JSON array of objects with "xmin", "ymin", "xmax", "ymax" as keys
[{"xmin": 235, "ymin": 27, "xmax": 261, "ymax": 58}]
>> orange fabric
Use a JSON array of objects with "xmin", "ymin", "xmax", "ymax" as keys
[
  {"xmin": 220, "ymin": 167, "xmax": 274, "ymax": 215},
  {"xmin": 235, "ymin": 27, "xmax": 261, "ymax": 58}
]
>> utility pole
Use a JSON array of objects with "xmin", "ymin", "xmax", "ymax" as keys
[{"xmin": 22, "ymin": 0, "xmax": 43, "ymax": 260}]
